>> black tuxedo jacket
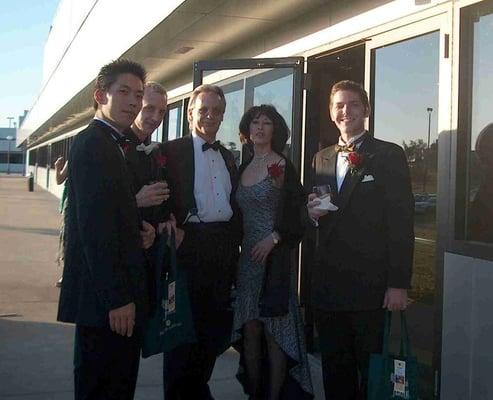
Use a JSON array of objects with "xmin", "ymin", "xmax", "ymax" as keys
[
  {"xmin": 311, "ymin": 134, "xmax": 414, "ymax": 311},
  {"xmin": 57, "ymin": 120, "xmax": 148, "ymax": 327},
  {"xmin": 161, "ymin": 135, "xmax": 241, "ymax": 237},
  {"xmin": 122, "ymin": 129, "xmax": 167, "ymax": 226}
]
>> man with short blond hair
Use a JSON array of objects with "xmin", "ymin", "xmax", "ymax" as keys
[{"xmin": 125, "ymin": 81, "xmax": 170, "ymax": 211}]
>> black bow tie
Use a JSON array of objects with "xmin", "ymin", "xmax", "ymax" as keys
[{"xmin": 202, "ymin": 141, "xmax": 220, "ymax": 152}]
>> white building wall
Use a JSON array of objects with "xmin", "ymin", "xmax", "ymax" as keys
[{"xmin": 19, "ymin": 0, "xmax": 186, "ymax": 146}]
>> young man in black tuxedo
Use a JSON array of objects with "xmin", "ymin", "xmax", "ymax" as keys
[
  {"xmin": 161, "ymin": 84, "xmax": 241, "ymax": 400},
  {"xmin": 57, "ymin": 59, "xmax": 155, "ymax": 400},
  {"xmin": 123, "ymin": 82, "xmax": 170, "ymax": 315},
  {"xmin": 307, "ymin": 80, "xmax": 414, "ymax": 400}
]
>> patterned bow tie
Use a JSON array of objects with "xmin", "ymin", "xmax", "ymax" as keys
[
  {"xmin": 136, "ymin": 142, "xmax": 159, "ymax": 155},
  {"xmin": 202, "ymin": 140, "xmax": 220, "ymax": 152},
  {"xmin": 335, "ymin": 143, "xmax": 356, "ymax": 153},
  {"xmin": 335, "ymin": 134, "xmax": 367, "ymax": 153}
]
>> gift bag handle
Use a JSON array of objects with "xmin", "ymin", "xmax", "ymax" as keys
[
  {"xmin": 382, "ymin": 311, "xmax": 392, "ymax": 357},
  {"xmin": 166, "ymin": 230, "xmax": 177, "ymax": 280},
  {"xmin": 399, "ymin": 311, "xmax": 413, "ymax": 358},
  {"xmin": 382, "ymin": 310, "xmax": 414, "ymax": 358}
]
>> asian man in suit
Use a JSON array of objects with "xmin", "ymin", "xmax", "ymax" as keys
[
  {"xmin": 307, "ymin": 80, "xmax": 414, "ymax": 400},
  {"xmin": 57, "ymin": 59, "xmax": 155, "ymax": 400}
]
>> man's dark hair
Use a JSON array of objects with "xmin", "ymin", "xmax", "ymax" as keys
[
  {"xmin": 239, "ymin": 104, "xmax": 289, "ymax": 154},
  {"xmin": 93, "ymin": 59, "xmax": 147, "ymax": 110},
  {"xmin": 329, "ymin": 80, "xmax": 369, "ymax": 109}
]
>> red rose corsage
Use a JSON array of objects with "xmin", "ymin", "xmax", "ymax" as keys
[
  {"xmin": 267, "ymin": 161, "xmax": 284, "ymax": 178},
  {"xmin": 345, "ymin": 152, "xmax": 364, "ymax": 174},
  {"xmin": 155, "ymin": 154, "xmax": 167, "ymax": 167}
]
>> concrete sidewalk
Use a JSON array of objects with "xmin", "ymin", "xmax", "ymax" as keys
[{"xmin": 0, "ymin": 175, "xmax": 324, "ymax": 399}]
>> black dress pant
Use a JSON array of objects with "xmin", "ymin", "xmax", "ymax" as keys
[
  {"xmin": 314, "ymin": 309, "xmax": 385, "ymax": 400},
  {"xmin": 163, "ymin": 222, "xmax": 237, "ymax": 400},
  {"xmin": 74, "ymin": 325, "xmax": 141, "ymax": 400}
]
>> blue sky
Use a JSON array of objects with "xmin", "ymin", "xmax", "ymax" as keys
[{"xmin": 0, "ymin": 0, "xmax": 59, "ymax": 128}]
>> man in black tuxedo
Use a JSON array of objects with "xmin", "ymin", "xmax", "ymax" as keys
[
  {"xmin": 123, "ymin": 81, "xmax": 169, "ymax": 314},
  {"xmin": 125, "ymin": 81, "xmax": 169, "ymax": 214},
  {"xmin": 161, "ymin": 84, "xmax": 240, "ymax": 399},
  {"xmin": 57, "ymin": 59, "xmax": 155, "ymax": 400},
  {"xmin": 307, "ymin": 80, "xmax": 414, "ymax": 400}
]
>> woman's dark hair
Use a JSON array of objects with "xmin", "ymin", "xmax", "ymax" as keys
[{"xmin": 239, "ymin": 104, "xmax": 290, "ymax": 154}]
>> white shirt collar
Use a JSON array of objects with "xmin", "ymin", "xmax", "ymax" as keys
[
  {"xmin": 94, "ymin": 117, "xmax": 123, "ymax": 136},
  {"xmin": 192, "ymin": 131, "xmax": 219, "ymax": 147},
  {"xmin": 338, "ymin": 130, "xmax": 366, "ymax": 146}
]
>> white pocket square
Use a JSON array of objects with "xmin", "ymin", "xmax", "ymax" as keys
[{"xmin": 361, "ymin": 174, "xmax": 374, "ymax": 182}]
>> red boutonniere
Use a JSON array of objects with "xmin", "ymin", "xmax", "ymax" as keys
[
  {"xmin": 121, "ymin": 142, "xmax": 131, "ymax": 154},
  {"xmin": 155, "ymin": 154, "xmax": 167, "ymax": 167},
  {"xmin": 345, "ymin": 151, "xmax": 364, "ymax": 174}
]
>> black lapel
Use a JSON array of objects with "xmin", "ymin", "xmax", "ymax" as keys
[
  {"xmin": 335, "ymin": 135, "xmax": 375, "ymax": 214},
  {"xmin": 321, "ymin": 146, "xmax": 338, "ymax": 198},
  {"xmin": 181, "ymin": 136, "xmax": 196, "ymax": 213},
  {"xmin": 218, "ymin": 145, "xmax": 238, "ymax": 194},
  {"xmin": 92, "ymin": 119, "xmax": 126, "ymax": 164}
]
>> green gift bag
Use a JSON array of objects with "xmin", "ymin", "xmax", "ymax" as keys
[
  {"xmin": 367, "ymin": 311, "xmax": 418, "ymax": 400},
  {"xmin": 141, "ymin": 230, "xmax": 196, "ymax": 358}
]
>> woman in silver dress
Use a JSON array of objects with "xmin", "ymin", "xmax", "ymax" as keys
[{"xmin": 232, "ymin": 105, "xmax": 313, "ymax": 399}]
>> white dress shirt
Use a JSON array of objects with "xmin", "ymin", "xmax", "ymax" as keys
[
  {"xmin": 191, "ymin": 132, "xmax": 233, "ymax": 223},
  {"xmin": 336, "ymin": 131, "xmax": 366, "ymax": 192}
]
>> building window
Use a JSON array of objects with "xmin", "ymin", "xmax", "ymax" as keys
[
  {"xmin": 29, "ymin": 149, "xmax": 37, "ymax": 166},
  {"xmin": 37, "ymin": 146, "xmax": 48, "ymax": 167},
  {"xmin": 457, "ymin": 2, "xmax": 493, "ymax": 244},
  {"xmin": 164, "ymin": 101, "xmax": 183, "ymax": 142}
]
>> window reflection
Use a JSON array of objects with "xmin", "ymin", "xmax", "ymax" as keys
[
  {"xmin": 468, "ymin": 124, "xmax": 493, "ymax": 242},
  {"xmin": 466, "ymin": 9, "xmax": 493, "ymax": 243},
  {"xmin": 216, "ymin": 81, "xmax": 244, "ymax": 165},
  {"xmin": 249, "ymin": 69, "xmax": 293, "ymax": 153},
  {"xmin": 372, "ymin": 30, "xmax": 440, "ymax": 395},
  {"xmin": 373, "ymin": 33, "xmax": 439, "ymax": 309},
  {"xmin": 201, "ymin": 68, "xmax": 295, "ymax": 165},
  {"xmin": 167, "ymin": 107, "xmax": 182, "ymax": 141}
]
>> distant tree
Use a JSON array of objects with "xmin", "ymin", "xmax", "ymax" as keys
[{"xmin": 403, "ymin": 139, "xmax": 426, "ymax": 164}]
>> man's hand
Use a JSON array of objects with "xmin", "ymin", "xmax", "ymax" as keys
[
  {"xmin": 157, "ymin": 213, "xmax": 185, "ymax": 249},
  {"xmin": 109, "ymin": 302, "xmax": 135, "ymax": 337},
  {"xmin": 307, "ymin": 193, "xmax": 329, "ymax": 221},
  {"xmin": 135, "ymin": 182, "xmax": 170, "ymax": 208},
  {"xmin": 383, "ymin": 288, "xmax": 408, "ymax": 311},
  {"xmin": 251, "ymin": 234, "xmax": 276, "ymax": 264},
  {"xmin": 54, "ymin": 156, "xmax": 65, "ymax": 171},
  {"xmin": 140, "ymin": 221, "xmax": 155, "ymax": 249}
]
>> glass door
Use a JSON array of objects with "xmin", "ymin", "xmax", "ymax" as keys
[
  {"xmin": 366, "ymin": 14, "xmax": 450, "ymax": 399},
  {"xmin": 193, "ymin": 57, "xmax": 304, "ymax": 168}
]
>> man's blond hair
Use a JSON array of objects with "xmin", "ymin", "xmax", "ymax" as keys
[{"xmin": 145, "ymin": 81, "xmax": 167, "ymax": 98}]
